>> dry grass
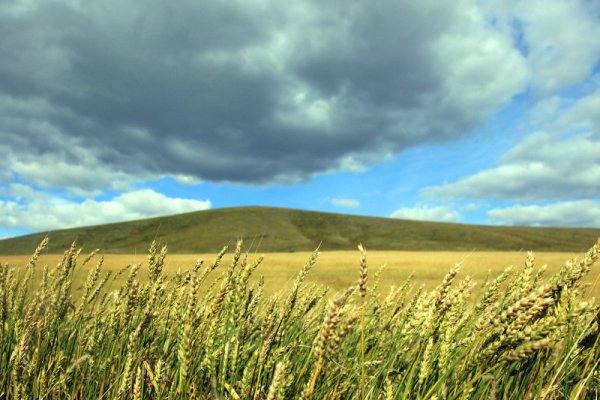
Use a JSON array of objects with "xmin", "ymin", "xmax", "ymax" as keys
[{"xmin": 3, "ymin": 250, "xmax": 598, "ymax": 298}]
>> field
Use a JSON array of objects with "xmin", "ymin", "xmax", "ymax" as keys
[
  {"xmin": 1, "ymin": 240, "xmax": 599, "ymax": 398},
  {"xmin": 2, "ymin": 249, "xmax": 600, "ymax": 299}
]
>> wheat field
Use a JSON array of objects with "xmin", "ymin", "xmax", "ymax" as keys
[
  {"xmin": 3, "ymin": 249, "xmax": 599, "ymax": 298},
  {"xmin": 0, "ymin": 240, "xmax": 599, "ymax": 398}
]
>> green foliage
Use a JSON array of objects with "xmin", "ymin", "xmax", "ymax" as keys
[{"xmin": 0, "ymin": 238, "xmax": 599, "ymax": 399}]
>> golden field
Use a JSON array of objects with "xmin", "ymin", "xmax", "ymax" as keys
[{"xmin": 3, "ymin": 249, "xmax": 599, "ymax": 299}]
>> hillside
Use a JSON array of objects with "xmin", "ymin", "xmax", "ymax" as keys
[{"xmin": 0, "ymin": 206, "xmax": 598, "ymax": 254}]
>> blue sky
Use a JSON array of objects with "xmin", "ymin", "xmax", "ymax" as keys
[{"xmin": 1, "ymin": 0, "xmax": 600, "ymax": 238}]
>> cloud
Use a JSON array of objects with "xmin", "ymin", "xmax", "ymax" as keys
[
  {"xmin": 391, "ymin": 206, "xmax": 460, "ymax": 223},
  {"xmin": 488, "ymin": 200, "xmax": 600, "ymax": 227},
  {"xmin": 0, "ymin": 187, "xmax": 210, "ymax": 231},
  {"xmin": 483, "ymin": 0, "xmax": 600, "ymax": 95},
  {"xmin": 421, "ymin": 3, "xmax": 600, "ymax": 206},
  {"xmin": 331, "ymin": 198, "xmax": 360, "ymax": 209},
  {"xmin": 464, "ymin": 203, "xmax": 481, "ymax": 212},
  {"xmin": 0, "ymin": 0, "xmax": 531, "ymax": 191},
  {"xmin": 425, "ymin": 84, "xmax": 600, "ymax": 201}
]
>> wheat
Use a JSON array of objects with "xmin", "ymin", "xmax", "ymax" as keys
[
  {"xmin": 0, "ymin": 238, "xmax": 598, "ymax": 399},
  {"xmin": 133, "ymin": 366, "xmax": 143, "ymax": 400},
  {"xmin": 266, "ymin": 359, "xmax": 288, "ymax": 400}
]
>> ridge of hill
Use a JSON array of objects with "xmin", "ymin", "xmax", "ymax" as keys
[{"xmin": 0, "ymin": 206, "xmax": 598, "ymax": 254}]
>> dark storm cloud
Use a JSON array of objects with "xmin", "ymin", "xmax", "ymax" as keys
[{"xmin": 0, "ymin": 0, "xmax": 526, "ymax": 189}]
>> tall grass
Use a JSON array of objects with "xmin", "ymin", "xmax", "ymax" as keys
[{"xmin": 1, "ymin": 238, "xmax": 599, "ymax": 399}]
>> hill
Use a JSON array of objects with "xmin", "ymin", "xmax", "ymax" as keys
[{"xmin": 0, "ymin": 206, "xmax": 598, "ymax": 254}]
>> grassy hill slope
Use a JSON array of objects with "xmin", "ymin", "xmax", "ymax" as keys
[{"xmin": 0, "ymin": 206, "xmax": 598, "ymax": 254}]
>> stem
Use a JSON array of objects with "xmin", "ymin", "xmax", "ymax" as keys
[{"xmin": 361, "ymin": 300, "xmax": 365, "ymax": 400}]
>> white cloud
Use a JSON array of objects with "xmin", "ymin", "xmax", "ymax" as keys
[
  {"xmin": 432, "ymin": 2, "xmax": 528, "ymax": 118},
  {"xmin": 425, "ymin": 81, "xmax": 600, "ymax": 202},
  {"xmin": 488, "ymin": 200, "xmax": 600, "ymax": 227},
  {"xmin": 419, "ymin": 3, "xmax": 600, "ymax": 209},
  {"xmin": 172, "ymin": 174, "xmax": 203, "ymax": 186},
  {"xmin": 426, "ymin": 131, "xmax": 600, "ymax": 201},
  {"xmin": 11, "ymin": 155, "xmax": 141, "ymax": 196},
  {"xmin": 464, "ymin": 203, "xmax": 481, "ymax": 212},
  {"xmin": 483, "ymin": 0, "xmax": 600, "ymax": 94},
  {"xmin": 526, "ymin": 85, "xmax": 600, "ymax": 137},
  {"xmin": 391, "ymin": 206, "xmax": 460, "ymax": 223},
  {"xmin": 0, "ymin": 188, "xmax": 211, "ymax": 231},
  {"xmin": 331, "ymin": 198, "xmax": 360, "ymax": 209}
]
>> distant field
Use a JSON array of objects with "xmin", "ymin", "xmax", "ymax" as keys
[{"xmin": 3, "ymin": 249, "xmax": 599, "ymax": 299}]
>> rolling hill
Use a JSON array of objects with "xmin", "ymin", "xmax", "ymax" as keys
[{"xmin": 0, "ymin": 206, "xmax": 598, "ymax": 254}]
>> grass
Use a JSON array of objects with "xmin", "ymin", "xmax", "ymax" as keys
[
  {"xmin": 1, "ymin": 206, "xmax": 599, "ymax": 254},
  {"xmin": 0, "ymin": 238, "xmax": 599, "ymax": 398}
]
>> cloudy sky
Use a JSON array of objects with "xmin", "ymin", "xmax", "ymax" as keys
[{"xmin": 1, "ymin": 0, "xmax": 600, "ymax": 237}]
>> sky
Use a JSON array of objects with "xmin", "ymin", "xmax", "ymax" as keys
[{"xmin": 1, "ymin": 0, "xmax": 600, "ymax": 238}]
